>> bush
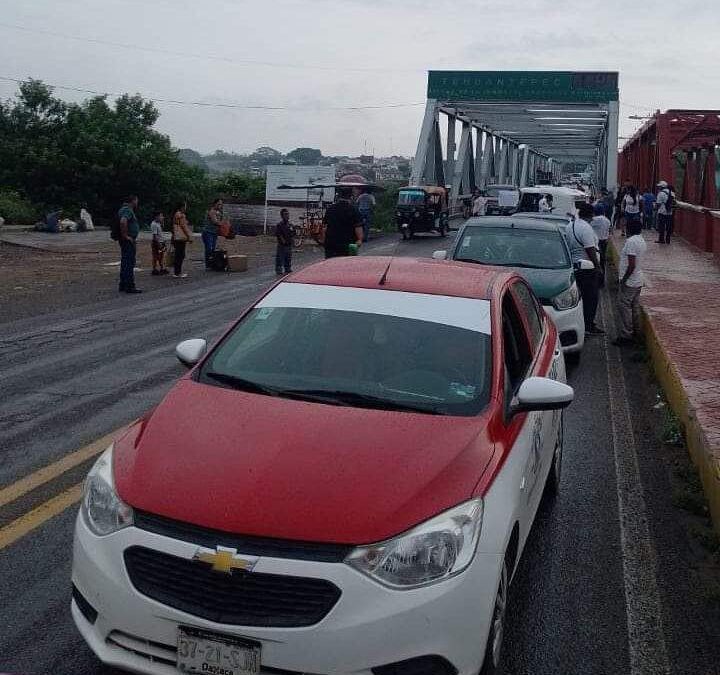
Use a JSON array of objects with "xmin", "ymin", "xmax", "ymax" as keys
[
  {"xmin": 374, "ymin": 182, "xmax": 405, "ymax": 232},
  {"xmin": 0, "ymin": 189, "xmax": 37, "ymax": 224}
]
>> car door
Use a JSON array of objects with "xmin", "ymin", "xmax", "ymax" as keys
[
  {"xmin": 510, "ymin": 280, "xmax": 561, "ymax": 521},
  {"xmin": 500, "ymin": 286, "xmax": 541, "ymax": 544}
]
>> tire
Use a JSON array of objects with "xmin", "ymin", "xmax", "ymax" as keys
[
  {"xmin": 480, "ymin": 560, "xmax": 508, "ymax": 675},
  {"xmin": 544, "ymin": 411, "xmax": 564, "ymax": 498}
]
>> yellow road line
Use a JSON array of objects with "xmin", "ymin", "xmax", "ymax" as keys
[
  {"xmin": 0, "ymin": 483, "xmax": 83, "ymax": 550},
  {"xmin": 0, "ymin": 424, "xmax": 132, "ymax": 509}
]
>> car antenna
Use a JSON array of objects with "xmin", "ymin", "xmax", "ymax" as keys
[{"xmin": 378, "ymin": 258, "xmax": 393, "ymax": 286}]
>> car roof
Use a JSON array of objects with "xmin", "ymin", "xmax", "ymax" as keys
[
  {"xmin": 287, "ymin": 256, "xmax": 513, "ymax": 300},
  {"xmin": 460, "ymin": 216, "xmax": 565, "ymax": 232},
  {"xmin": 521, "ymin": 186, "xmax": 587, "ymax": 197},
  {"xmin": 512, "ymin": 211, "xmax": 571, "ymax": 223}
]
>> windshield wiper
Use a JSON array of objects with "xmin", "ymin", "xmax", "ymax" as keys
[
  {"xmin": 281, "ymin": 389, "xmax": 445, "ymax": 415},
  {"xmin": 454, "ymin": 257, "xmax": 547, "ymax": 269},
  {"xmin": 454, "ymin": 257, "xmax": 481, "ymax": 264},
  {"xmin": 204, "ymin": 371, "xmax": 280, "ymax": 395}
]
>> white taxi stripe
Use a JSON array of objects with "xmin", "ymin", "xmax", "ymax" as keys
[{"xmin": 259, "ymin": 283, "xmax": 492, "ymax": 334}]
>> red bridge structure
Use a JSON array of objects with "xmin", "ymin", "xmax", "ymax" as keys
[{"xmin": 619, "ymin": 110, "xmax": 720, "ymax": 261}]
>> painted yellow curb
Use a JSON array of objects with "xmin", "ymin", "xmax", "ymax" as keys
[{"xmin": 608, "ymin": 238, "xmax": 720, "ymax": 534}]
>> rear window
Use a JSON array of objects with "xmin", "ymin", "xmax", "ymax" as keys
[
  {"xmin": 398, "ymin": 191, "xmax": 425, "ymax": 206},
  {"xmin": 199, "ymin": 286, "xmax": 493, "ymax": 417},
  {"xmin": 454, "ymin": 226, "xmax": 570, "ymax": 270}
]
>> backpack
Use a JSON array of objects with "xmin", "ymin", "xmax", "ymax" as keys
[
  {"xmin": 209, "ymin": 249, "xmax": 229, "ymax": 272},
  {"xmin": 663, "ymin": 189, "xmax": 675, "ymax": 212}
]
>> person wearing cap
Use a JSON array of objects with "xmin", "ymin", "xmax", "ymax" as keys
[
  {"xmin": 567, "ymin": 202, "xmax": 603, "ymax": 335},
  {"xmin": 655, "ymin": 180, "xmax": 674, "ymax": 244},
  {"xmin": 321, "ymin": 187, "xmax": 363, "ymax": 258},
  {"xmin": 591, "ymin": 202, "xmax": 611, "ymax": 283}
]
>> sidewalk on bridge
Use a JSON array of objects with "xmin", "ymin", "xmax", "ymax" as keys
[{"xmin": 609, "ymin": 230, "xmax": 720, "ymax": 532}]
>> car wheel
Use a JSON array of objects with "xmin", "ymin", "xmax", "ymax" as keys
[
  {"xmin": 480, "ymin": 560, "xmax": 508, "ymax": 675},
  {"xmin": 544, "ymin": 412, "xmax": 564, "ymax": 498}
]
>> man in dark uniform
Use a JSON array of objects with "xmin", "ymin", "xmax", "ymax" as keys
[{"xmin": 321, "ymin": 187, "xmax": 363, "ymax": 259}]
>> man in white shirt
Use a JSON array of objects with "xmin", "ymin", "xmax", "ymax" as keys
[
  {"xmin": 591, "ymin": 202, "xmax": 611, "ymax": 282},
  {"xmin": 472, "ymin": 190, "xmax": 488, "ymax": 216},
  {"xmin": 655, "ymin": 180, "xmax": 674, "ymax": 244},
  {"xmin": 538, "ymin": 194, "xmax": 553, "ymax": 212},
  {"xmin": 567, "ymin": 202, "xmax": 603, "ymax": 335},
  {"xmin": 613, "ymin": 219, "xmax": 647, "ymax": 346}
]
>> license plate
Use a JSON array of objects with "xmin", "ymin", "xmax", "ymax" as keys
[{"xmin": 177, "ymin": 627, "xmax": 261, "ymax": 675}]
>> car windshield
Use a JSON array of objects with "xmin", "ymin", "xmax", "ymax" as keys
[
  {"xmin": 199, "ymin": 295, "xmax": 492, "ymax": 417},
  {"xmin": 398, "ymin": 190, "xmax": 426, "ymax": 206},
  {"xmin": 455, "ymin": 226, "xmax": 570, "ymax": 270},
  {"xmin": 485, "ymin": 187, "xmax": 500, "ymax": 198}
]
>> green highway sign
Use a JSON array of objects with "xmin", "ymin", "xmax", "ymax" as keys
[{"xmin": 428, "ymin": 71, "xmax": 619, "ymax": 103}]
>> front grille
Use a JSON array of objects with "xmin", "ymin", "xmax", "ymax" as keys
[
  {"xmin": 107, "ymin": 631, "xmax": 177, "ymax": 668},
  {"xmin": 124, "ymin": 546, "xmax": 342, "ymax": 627},
  {"xmin": 134, "ymin": 510, "xmax": 352, "ymax": 563},
  {"xmin": 372, "ymin": 655, "xmax": 458, "ymax": 675}
]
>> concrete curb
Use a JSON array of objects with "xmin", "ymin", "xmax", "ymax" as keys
[{"xmin": 608, "ymin": 238, "xmax": 720, "ymax": 533}]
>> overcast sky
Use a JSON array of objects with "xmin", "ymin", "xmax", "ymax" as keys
[{"xmin": 1, "ymin": 0, "xmax": 716, "ymax": 157}]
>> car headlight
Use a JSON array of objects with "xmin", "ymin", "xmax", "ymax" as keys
[
  {"xmin": 345, "ymin": 498, "xmax": 483, "ymax": 589},
  {"xmin": 82, "ymin": 444, "xmax": 134, "ymax": 536},
  {"xmin": 552, "ymin": 281, "xmax": 580, "ymax": 310}
]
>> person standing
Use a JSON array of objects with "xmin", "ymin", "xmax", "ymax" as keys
[
  {"xmin": 591, "ymin": 203, "xmax": 611, "ymax": 283},
  {"xmin": 150, "ymin": 211, "xmax": 168, "ymax": 276},
  {"xmin": 117, "ymin": 196, "xmax": 141, "ymax": 293},
  {"xmin": 600, "ymin": 188, "xmax": 615, "ymax": 223},
  {"xmin": 472, "ymin": 190, "xmax": 488, "ymax": 216},
  {"xmin": 622, "ymin": 186, "xmax": 641, "ymax": 235},
  {"xmin": 79, "ymin": 206, "xmax": 94, "ymax": 231},
  {"xmin": 202, "ymin": 198, "xmax": 223, "ymax": 269},
  {"xmin": 613, "ymin": 218, "xmax": 647, "ymax": 346},
  {"xmin": 655, "ymin": 180, "xmax": 674, "ymax": 244},
  {"xmin": 641, "ymin": 187, "xmax": 655, "ymax": 230},
  {"xmin": 275, "ymin": 208, "xmax": 294, "ymax": 275},
  {"xmin": 567, "ymin": 202, "xmax": 603, "ymax": 334},
  {"xmin": 356, "ymin": 188, "xmax": 376, "ymax": 243},
  {"xmin": 171, "ymin": 202, "xmax": 192, "ymax": 278},
  {"xmin": 539, "ymin": 194, "xmax": 553, "ymax": 213},
  {"xmin": 321, "ymin": 187, "xmax": 363, "ymax": 259}
]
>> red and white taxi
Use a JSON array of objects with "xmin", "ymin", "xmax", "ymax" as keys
[{"xmin": 72, "ymin": 256, "xmax": 573, "ymax": 675}]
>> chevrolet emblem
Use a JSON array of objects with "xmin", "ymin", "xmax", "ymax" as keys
[{"xmin": 193, "ymin": 547, "xmax": 257, "ymax": 574}]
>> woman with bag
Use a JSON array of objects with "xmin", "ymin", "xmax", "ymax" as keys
[
  {"xmin": 171, "ymin": 202, "xmax": 192, "ymax": 279},
  {"xmin": 202, "ymin": 198, "xmax": 223, "ymax": 269}
]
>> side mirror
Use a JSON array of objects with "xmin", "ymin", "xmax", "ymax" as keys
[
  {"xmin": 511, "ymin": 376, "xmax": 574, "ymax": 414},
  {"xmin": 175, "ymin": 338, "xmax": 207, "ymax": 368},
  {"xmin": 432, "ymin": 250, "xmax": 447, "ymax": 260}
]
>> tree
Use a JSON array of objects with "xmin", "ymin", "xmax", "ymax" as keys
[
  {"xmin": 286, "ymin": 147, "xmax": 323, "ymax": 166},
  {"xmin": 178, "ymin": 148, "xmax": 209, "ymax": 172},
  {"xmin": 249, "ymin": 146, "xmax": 282, "ymax": 166},
  {"xmin": 0, "ymin": 80, "xmax": 210, "ymax": 224}
]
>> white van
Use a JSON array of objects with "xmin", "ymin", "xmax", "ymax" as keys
[{"xmin": 517, "ymin": 186, "xmax": 589, "ymax": 219}]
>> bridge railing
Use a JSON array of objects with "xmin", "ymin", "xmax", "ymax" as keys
[{"xmin": 674, "ymin": 201, "xmax": 720, "ymax": 263}]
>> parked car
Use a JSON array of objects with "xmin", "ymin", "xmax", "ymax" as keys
[
  {"xmin": 437, "ymin": 216, "xmax": 585, "ymax": 355},
  {"xmin": 72, "ymin": 255, "xmax": 573, "ymax": 675},
  {"xmin": 518, "ymin": 186, "xmax": 589, "ymax": 219},
  {"xmin": 485, "ymin": 184, "xmax": 519, "ymax": 215}
]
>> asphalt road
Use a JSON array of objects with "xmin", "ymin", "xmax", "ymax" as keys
[{"xmin": 1, "ymin": 232, "xmax": 718, "ymax": 675}]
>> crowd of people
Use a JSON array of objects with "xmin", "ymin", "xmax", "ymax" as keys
[{"xmin": 114, "ymin": 186, "xmax": 368, "ymax": 294}]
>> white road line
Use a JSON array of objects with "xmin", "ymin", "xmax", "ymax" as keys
[{"xmin": 600, "ymin": 292, "xmax": 671, "ymax": 675}]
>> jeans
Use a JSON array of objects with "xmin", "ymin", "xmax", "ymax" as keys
[
  {"xmin": 359, "ymin": 210, "xmax": 371, "ymax": 243},
  {"xmin": 657, "ymin": 213, "xmax": 673, "ymax": 243},
  {"xmin": 643, "ymin": 211, "xmax": 655, "ymax": 230},
  {"xmin": 119, "ymin": 238, "xmax": 136, "ymax": 290},
  {"xmin": 598, "ymin": 240, "xmax": 608, "ymax": 283},
  {"xmin": 275, "ymin": 244, "xmax": 292, "ymax": 273},
  {"xmin": 618, "ymin": 284, "xmax": 642, "ymax": 339},
  {"xmin": 202, "ymin": 231, "xmax": 217, "ymax": 267},
  {"xmin": 173, "ymin": 240, "xmax": 187, "ymax": 276},
  {"xmin": 575, "ymin": 268, "xmax": 600, "ymax": 330}
]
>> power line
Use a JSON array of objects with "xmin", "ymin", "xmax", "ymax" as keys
[
  {"xmin": 0, "ymin": 76, "xmax": 425, "ymax": 112},
  {"xmin": 0, "ymin": 21, "xmax": 423, "ymax": 75}
]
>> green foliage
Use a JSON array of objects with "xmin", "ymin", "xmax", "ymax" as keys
[
  {"xmin": 0, "ymin": 189, "xmax": 37, "ymax": 224},
  {"xmin": 0, "ymin": 80, "xmax": 211, "ymax": 225},
  {"xmin": 286, "ymin": 148, "xmax": 323, "ymax": 166},
  {"xmin": 210, "ymin": 172, "xmax": 266, "ymax": 204},
  {"xmin": 374, "ymin": 182, "xmax": 405, "ymax": 232}
]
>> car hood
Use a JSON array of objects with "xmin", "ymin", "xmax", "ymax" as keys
[
  {"xmin": 510, "ymin": 266, "xmax": 573, "ymax": 303},
  {"xmin": 114, "ymin": 380, "xmax": 494, "ymax": 545}
]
